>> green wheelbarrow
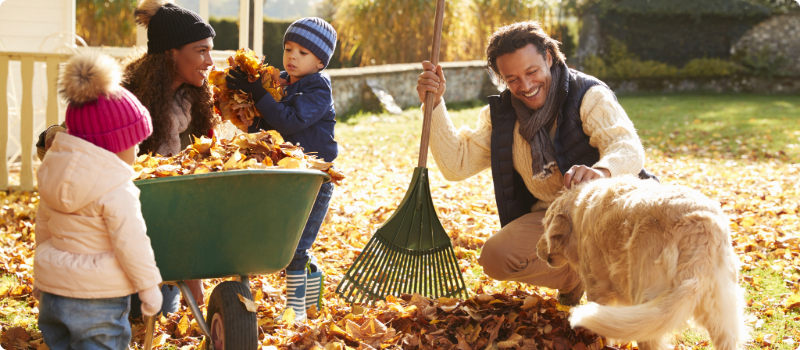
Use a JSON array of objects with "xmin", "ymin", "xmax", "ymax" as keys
[{"xmin": 134, "ymin": 169, "xmax": 330, "ymax": 350}]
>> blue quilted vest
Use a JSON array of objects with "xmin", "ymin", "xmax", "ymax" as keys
[{"xmin": 488, "ymin": 69, "xmax": 657, "ymax": 227}]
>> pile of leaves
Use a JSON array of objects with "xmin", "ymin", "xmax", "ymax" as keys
[
  {"xmin": 1, "ymin": 105, "xmax": 799, "ymax": 349},
  {"xmin": 208, "ymin": 48, "xmax": 286, "ymax": 132},
  {"xmin": 259, "ymin": 292, "xmax": 606, "ymax": 350},
  {"xmin": 133, "ymin": 131, "xmax": 345, "ymax": 185}
]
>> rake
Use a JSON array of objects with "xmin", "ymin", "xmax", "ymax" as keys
[{"xmin": 335, "ymin": 0, "xmax": 468, "ymax": 304}]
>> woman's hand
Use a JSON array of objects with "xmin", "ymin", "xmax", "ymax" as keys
[
  {"xmin": 186, "ymin": 279, "xmax": 205, "ymax": 306},
  {"xmin": 227, "ymin": 69, "xmax": 268, "ymax": 103},
  {"xmin": 564, "ymin": 165, "xmax": 610, "ymax": 189},
  {"xmin": 416, "ymin": 61, "xmax": 446, "ymax": 108}
]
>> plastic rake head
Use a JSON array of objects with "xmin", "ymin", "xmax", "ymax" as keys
[{"xmin": 335, "ymin": 167, "xmax": 468, "ymax": 304}]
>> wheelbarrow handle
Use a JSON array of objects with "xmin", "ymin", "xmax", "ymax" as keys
[{"xmin": 418, "ymin": 0, "xmax": 446, "ymax": 168}]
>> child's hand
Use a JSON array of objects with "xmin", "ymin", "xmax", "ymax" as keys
[
  {"xmin": 227, "ymin": 69, "xmax": 268, "ymax": 103},
  {"xmin": 139, "ymin": 285, "xmax": 163, "ymax": 317},
  {"xmin": 32, "ymin": 287, "xmax": 41, "ymax": 300}
]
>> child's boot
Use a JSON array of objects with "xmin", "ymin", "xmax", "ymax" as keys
[
  {"xmin": 305, "ymin": 266, "xmax": 324, "ymax": 312},
  {"xmin": 282, "ymin": 270, "xmax": 307, "ymax": 322}
]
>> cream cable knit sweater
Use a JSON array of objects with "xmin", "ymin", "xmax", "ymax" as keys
[{"xmin": 428, "ymin": 86, "xmax": 645, "ymax": 210}]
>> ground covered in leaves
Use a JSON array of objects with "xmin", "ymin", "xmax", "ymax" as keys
[{"xmin": 0, "ymin": 93, "xmax": 799, "ymax": 350}]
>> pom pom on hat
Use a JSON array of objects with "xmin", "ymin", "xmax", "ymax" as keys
[
  {"xmin": 134, "ymin": 0, "xmax": 174, "ymax": 28},
  {"xmin": 59, "ymin": 51, "xmax": 123, "ymax": 105},
  {"xmin": 61, "ymin": 51, "xmax": 154, "ymax": 154}
]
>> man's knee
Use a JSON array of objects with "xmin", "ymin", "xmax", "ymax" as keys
[{"xmin": 478, "ymin": 235, "xmax": 526, "ymax": 281}]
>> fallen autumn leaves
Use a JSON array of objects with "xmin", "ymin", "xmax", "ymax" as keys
[{"xmin": 0, "ymin": 108, "xmax": 799, "ymax": 349}]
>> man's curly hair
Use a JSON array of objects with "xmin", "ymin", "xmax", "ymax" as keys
[
  {"xmin": 486, "ymin": 21, "xmax": 565, "ymax": 81},
  {"xmin": 122, "ymin": 47, "xmax": 219, "ymax": 154}
]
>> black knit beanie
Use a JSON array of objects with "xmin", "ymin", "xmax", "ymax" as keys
[{"xmin": 135, "ymin": 1, "xmax": 215, "ymax": 53}]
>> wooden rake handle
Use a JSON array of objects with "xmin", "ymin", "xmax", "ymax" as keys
[{"xmin": 418, "ymin": 0, "xmax": 446, "ymax": 168}]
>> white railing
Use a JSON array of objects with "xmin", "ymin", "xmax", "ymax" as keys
[
  {"xmin": 0, "ymin": 51, "xmax": 69, "ymax": 191},
  {"xmin": 0, "ymin": 49, "xmax": 238, "ymax": 191}
]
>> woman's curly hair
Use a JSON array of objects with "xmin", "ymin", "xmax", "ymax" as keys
[{"xmin": 122, "ymin": 46, "xmax": 219, "ymax": 154}]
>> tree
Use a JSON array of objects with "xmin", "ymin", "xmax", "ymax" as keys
[
  {"xmin": 76, "ymin": 0, "xmax": 139, "ymax": 47},
  {"xmin": 333, "ymin": 0, "xmax": 561, "ymax": 66}
]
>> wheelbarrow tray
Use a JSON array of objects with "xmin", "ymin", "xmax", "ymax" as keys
[{"xmin": 134, "ymin": 169, "xmax": 329, "ymax": 282}]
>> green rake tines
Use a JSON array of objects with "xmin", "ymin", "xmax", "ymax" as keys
[{"xmin": 335, "ymin": 167, "xmax": 468, "ymax": 304}]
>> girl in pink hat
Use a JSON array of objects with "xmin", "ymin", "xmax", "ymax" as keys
[{"xmin": 34, "ymin": 51, "xmax": 163, "ymax": 350}]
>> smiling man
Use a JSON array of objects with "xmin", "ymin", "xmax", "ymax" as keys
[{"xmin": 416, "ymin": 21, "xmax": 656, "ymax": 305}]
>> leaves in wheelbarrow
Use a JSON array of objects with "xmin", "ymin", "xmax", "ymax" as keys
[{"xmin": 132, "ymin": 130, "xmax": 345, "ymax": 185}]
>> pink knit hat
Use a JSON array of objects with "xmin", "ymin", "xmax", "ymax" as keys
[{"xmin": 61, "ymin": 51, "xmax": 153, "ymax": 154}]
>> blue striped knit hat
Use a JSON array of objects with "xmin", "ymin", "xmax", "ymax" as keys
[{"xmin": 284, "ymin": 17, "xmax": 337, "ymax": 69}]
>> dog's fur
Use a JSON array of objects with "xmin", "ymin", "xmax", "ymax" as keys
[{"xmin": 536, "ymin": 176, "xmax": 746, "ymax": 350}]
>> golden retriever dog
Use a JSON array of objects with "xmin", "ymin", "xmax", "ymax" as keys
[{"xmin": 536, "ymin": 176, "xmax": 746, "ymax": 350}]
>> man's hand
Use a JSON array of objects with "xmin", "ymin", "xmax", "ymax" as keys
[
  {"xmin": 564, "ymin": 165, "xmax": 610, "ymax": 189},
  {"xmin": 227, "ymin": 69, "xmax": 268, "ymax": 103},
  {"xmin": 416, "ymin": 61, "xmax": 446, "ymax": 108}
]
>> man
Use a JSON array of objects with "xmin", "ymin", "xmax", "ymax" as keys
[{"xmin": 416, "ymin": 21, "xmax": 655, "ymax": 305}]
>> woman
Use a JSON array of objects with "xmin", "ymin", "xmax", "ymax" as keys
[
  {"xmin": 124, "ymin": 0, "xmax": 219, "ymax": 316},
  {"xmin": 127, "ymin": 0, "xmax": 219, "ymax": 156}
]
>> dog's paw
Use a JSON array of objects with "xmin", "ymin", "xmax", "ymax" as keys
[{"xmin": 569, "ymin": 302, "xmax": 600, "ymax": 328}]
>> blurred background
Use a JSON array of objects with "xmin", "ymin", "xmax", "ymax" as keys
[{"xmin": 65, "ymin": 0, "xmax": 800, "ymax": 77}]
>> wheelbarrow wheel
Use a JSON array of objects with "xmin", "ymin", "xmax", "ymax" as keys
[{"xmin": 206, "ymin": 281, "xmax": 258, "ymax": 350}]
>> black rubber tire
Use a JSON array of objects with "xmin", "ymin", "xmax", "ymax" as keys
[{"xmin": 205, "ymin": 281, "xmax": 258, "ymax": 350}]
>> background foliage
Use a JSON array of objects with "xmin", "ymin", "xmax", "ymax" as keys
[
  {"xmin": 76, "ymin": 0, "xmax": 139, "ymax": 47},
  {"xmin": 332, "ymin": 0, "xmax": 567, "ymax": 66}
]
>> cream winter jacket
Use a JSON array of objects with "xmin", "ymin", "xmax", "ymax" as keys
[
  {"xmin": 34, "ymin": 133, "xmax": 162, "ymax": 299},
  {"xmin": 428, "ymin": 86, "xmax": 645, "ymax": 211}
]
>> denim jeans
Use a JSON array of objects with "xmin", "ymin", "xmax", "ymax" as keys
[
  {"xmin": 128, "ymin": 284, "xmax": 181, "ymax": 319},
  {"xmin": 38, "ymin": 292, "xmax": 132, "ymax": 350},
  {"xmin": 286, "ymin": 182, "xmax": 334, "ymax": 271}
]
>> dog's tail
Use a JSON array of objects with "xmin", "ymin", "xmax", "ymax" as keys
[{"xmin": 569, "ymin": 278, "xmax": 700, "ymax": 341}]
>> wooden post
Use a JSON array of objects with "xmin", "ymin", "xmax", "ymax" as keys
[
  {"xmin": 46, "ymin": 57, "xmax": 60, "ymax": 127},
  {"xmin": 238, "ymin": 0, "xmax": 250, "ymax": 50},
  {"xmin": 20, "ymin": 57, "xmax": 34, "ymax": 191},
  {"xmin": 199, "ymin": 0, "xmax": 209, "ymax": 22},
  {"xmin": 0, "ymin": 55, "xmax": 9, "ymax": 190},
  {"xmin": 253, "ymin": 0, "xmax": 263, "ymax": 55}
]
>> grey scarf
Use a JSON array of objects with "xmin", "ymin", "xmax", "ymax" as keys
[{"xmin": 511, "ymin": 60, "xmax": 569, "ymax": 176}]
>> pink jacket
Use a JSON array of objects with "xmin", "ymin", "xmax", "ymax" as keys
[{"xmin": 34, "ymin": 133, "xmax": 162, "ymax": 299}]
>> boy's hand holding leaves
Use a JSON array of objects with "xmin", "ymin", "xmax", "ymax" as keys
[{"xmin": 227, "ymin": 68, "xmax": 268, "ymax": 103}]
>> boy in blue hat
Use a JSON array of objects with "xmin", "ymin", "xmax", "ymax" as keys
[{"xmin": 227, "ymin": 17, "xmax": 337, "ymax": 322}]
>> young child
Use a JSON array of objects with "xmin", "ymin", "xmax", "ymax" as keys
[
  {"xmin": 34, "ymin": 51, "xmax": 163, "ymax": 349},
  {"xmin": 226, "ymin": 17, "xmax": 338, "ymax": 321}
]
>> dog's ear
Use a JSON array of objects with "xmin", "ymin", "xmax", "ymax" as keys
[{"xmin": 537, "ymin": 214, "xmax": 572, "ymax": 268}]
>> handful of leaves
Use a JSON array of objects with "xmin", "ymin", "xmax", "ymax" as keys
[
  {"xmin": 209, "ymin": 48, "xmax": 287, "ymax": 132},
  {"xmin": 133, "ymin": 130, "xmax": 345, "ymax": 185}
]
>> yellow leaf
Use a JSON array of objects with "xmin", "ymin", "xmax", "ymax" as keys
[
  {"xmin": 175, "ymin": 315, "xmax": 190, "ymax": 338},
  {"xmin": 238, "ymin": 294, "xmax": 257, "ymax": 312},
  {"xmin": 152, "ymin": 333, "xmax": 169, "ymax": 347},
  {"xmin": 281, "ymin": 307, "xmax": 296, "ymax": 324},
  {"xmin": 785, "ymin": 294, "xmax": 800, "ymax": 310},
  {"xmin": 277, "ymin": 157, "xmax": 306, "ymax": 169}
]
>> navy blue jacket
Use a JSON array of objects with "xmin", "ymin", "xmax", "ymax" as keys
[{"xmin": 249, "ymin": 71, "xmax": 338, "ymax": 162}]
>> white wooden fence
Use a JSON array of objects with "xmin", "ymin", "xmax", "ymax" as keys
[{"xmin": 0, "ymin": 51, "xmax": 68, "ymax": 191}]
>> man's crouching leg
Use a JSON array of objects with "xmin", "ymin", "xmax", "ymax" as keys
[{"xmin": 477, "ymin": 211, "xmax": 584, "ymax": 305}]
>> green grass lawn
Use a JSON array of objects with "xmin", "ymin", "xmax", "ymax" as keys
[
  {"xmin": 621, "ymin": 93, "xmax": 800, "ymax": 162},
  {"xmin": 343, "ymin": 93, "xmax": 800, "ymax": 162}
]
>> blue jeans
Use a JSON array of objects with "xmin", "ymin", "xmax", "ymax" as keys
[
  {"xmin": 286, "ymin": 182, "xmax": 334, "ymax": 271},
  {"xmin": 38, "ymin": 292, "xmax": 132, "ymax": 350}
]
